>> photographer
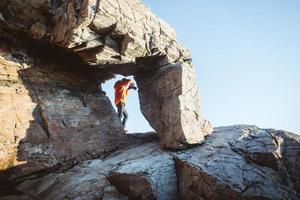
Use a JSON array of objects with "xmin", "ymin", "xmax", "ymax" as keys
[{"xmin": 114, "ymin": 78, "xmax": 137, "ymax": 132}]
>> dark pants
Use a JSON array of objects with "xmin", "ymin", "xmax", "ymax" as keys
[{"xmin": 117, "ymin": 103, "xmax": 128, "ymax": 128}]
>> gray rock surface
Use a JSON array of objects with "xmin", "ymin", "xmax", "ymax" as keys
[
  {"xmin": 13, "ymin": 142, "xmax": 177, "ymax": 200},
  {"xmin": 1, "ymin": 125, "xmax": 299, "ymax": 200},
  {"xmin": 176, "ymin": 125, "xmax": 300, "ymax": 200}
]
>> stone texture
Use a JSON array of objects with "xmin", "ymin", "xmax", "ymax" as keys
[
  {"xmin": 2, "ymin": 125, "xmax": 299, "ymax": 200},
  {"xmin": 0, "ymin": 195, "xmax": 33, "ymax": 200},
  {"xmin": 12, "ymin": 142, "xmax": 177, "ymax": 200},
  {"xmin": 0, "ymin": 0, "xmax": 212, "ymax": 149},
  {"xmin": 175, "ymin": 125, "xmax": 300, "ymax": 200},
  {"xmin": 0, "ymin": 0, "xmax": 189, "ymax": 65},
  {"xmin": 135, "ymin": 58, "xmax": 212, "ymax": 149},
  {"xmin": 0, "ymin": 38, "xmax": 157, "ymax": 182},
  {"xmin": 107, "ymin": 145, "xmax": 177, "ymax": 200},
  {"xmin": 0, "ymin": 1, "xmax": 299, "ymax": 199}
]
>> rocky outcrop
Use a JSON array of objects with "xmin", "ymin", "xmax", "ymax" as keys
[
  {"xmin": 2, "ymin": 125, "xmax": 299, "ymax": 200},
  {"xmin": 135, "ymin": 57, "xmax": 212, "ymax": 149},
  {"xmin": 12, "ymin": 142, "xmax": 176, "ymax": 200},
  {"xmin": 0, "ymin": 0, "xmax": 188, "ymax": 64},
  {"xmin": 1, "ymin": 0, "xmax": 298, "ymax": 199},
  {"xmin": 176, "ymin": 125, "xmax": 300, "ymax": 200},
  {"xmin": 0, "ymin": 0, "xmax": 212, "ymax": 149},
  {"xmin": 0, "ymin": 37, "xmax": 157, "ymax": 181}
]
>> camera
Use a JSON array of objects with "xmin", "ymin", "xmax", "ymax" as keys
[{"xmin": 129, "ymin": 83, "xmax": 137, "ymax": 90}]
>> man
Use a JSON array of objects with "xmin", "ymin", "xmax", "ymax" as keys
[{"xmin": 114, "ymin": 78, "xmax": 137, "ymax": 131}]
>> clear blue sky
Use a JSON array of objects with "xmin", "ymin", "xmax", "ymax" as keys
[{"xmin": 103, "ymin": 0, "xmax": 300, "ymax": 134}]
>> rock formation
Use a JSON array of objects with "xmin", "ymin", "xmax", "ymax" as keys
[
  {"xmin": 0, "ymin": 37, "xmax": 156, "ymax": 178},
  {"xmin": 0, "ymin": 0, "xmax": 212, "ymax": 150},
  {"xmin": 0, "ymin": 0, "xmax": 299, "ymax": 199},
  {"xmin": 176, "ymin": 125, "xmax": 300, "ymax": 200},
  {"xmin": 1, "ymin": 125, "xmax": 299, "ymax": 200}
]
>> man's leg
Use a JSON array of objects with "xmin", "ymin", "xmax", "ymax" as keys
[
  {"xmin": 117, "ymin": 103, "xmax": 123, "ymax": 120},
  {"xmin": 122, "ymin": 105, "xmax": 128, "ymax": 128}
]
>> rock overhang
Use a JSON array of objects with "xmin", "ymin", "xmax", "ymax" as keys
[
  {"xmin": 0, "ymin": 0, "xmax": 213, "ymax": 149},
  {"xmin": 0, "ymin": 1, "xmax": 300, "ymax": 199},
  {"xmin": 0, "ymin": 0, "xmax": 190, "ymax": 65}
]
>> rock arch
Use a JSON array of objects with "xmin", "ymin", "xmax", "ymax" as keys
[
  {"xmin": 0, "ymin": 0, "xmax": 212, "ymax": 179},
  {"xmin": 101, "ymin": 54, "xmax": 213, "ymax": 149}
]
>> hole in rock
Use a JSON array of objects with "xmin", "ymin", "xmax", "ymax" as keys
[{"xmin": 102, "ymin": 75, "xmax": 154, "ymax": 133}]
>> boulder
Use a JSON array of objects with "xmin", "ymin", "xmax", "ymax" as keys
[
  {"xmin": 135, "ymin": 59, "xmax": 212, "ymax": 149},
  {"xmin": 175, "ymin": 125, "xmax": 300, "ymax": 200}
]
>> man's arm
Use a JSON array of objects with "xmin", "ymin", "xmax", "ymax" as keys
[
  {"xmin": 124, "ymin": 80, "xmax": 133, "ymax": 90},
  {"xmin": 129, "ymin": 83, "xmax": 137, "ymax": 90},
  {"xmin": 127, "ymin": 80, "xmax": 137, "ymax": 90}
]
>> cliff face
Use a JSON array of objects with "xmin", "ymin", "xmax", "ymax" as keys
[
  {"xmin": 0, "ymin": 36, "xmax": 156, "ymax": 179},
  {"xmin": 0, "ymin": 0, "xmax": 212, "ymax": 151},
  {"xmin": 0, "ymin": 0, "xmax": 299, "ymax": 199}
]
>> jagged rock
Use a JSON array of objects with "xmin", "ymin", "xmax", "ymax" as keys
[
  {"xmin": 0, "ymin": 0, "xmax": 212, "ymax": 149},
  {"xmin": 1, "ymin": 1, "xmax": 298, "ymax": 199},
  {"xmin": 102, "ymin": 185, "xmax": 128, "ymax": 200},
  {"xmin": 136, "ymin": 59, "xmax": 212, "ymax": 149},
  {"xmin": 0, "ymin": 39, "xmax": 157, "ymax": 181},
  {"xmin": 0, "ymin": 0, "xmax": 189, "ymax": 64},
  {"xmin": 107, "ymin": 145, "xmax": 177, "ymax": 200},
  {"xmin": 175, "ymin": 125, "xmax": 300, "ymax": 200},
  {"xmin": 108, "ymin": 173, "xmax": 157, "ymax": 200},
  {"xmin": 29, "ymin": 22, "xmax": 47, "ymax": 39},
  {"xmin": 1, "ymin": 125, "xmax": 298, "ymax": 200},
  {"xmin": 12, "ymin": 142, "xmax": 176, "ymax": 200}
]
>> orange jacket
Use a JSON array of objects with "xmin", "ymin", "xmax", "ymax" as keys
[{"xmin": 114, "ymin": 79, "xmax": 132, "ymax": 105}]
